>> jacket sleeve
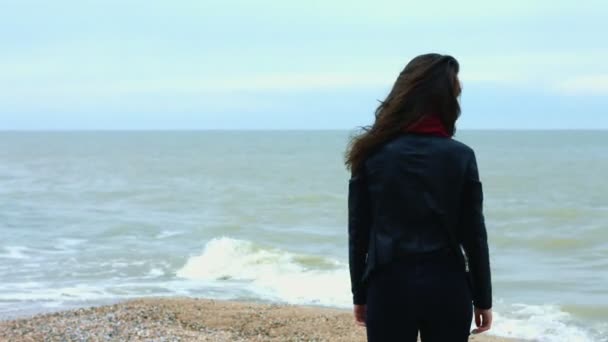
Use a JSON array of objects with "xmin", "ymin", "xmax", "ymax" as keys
[
  {"xmin": 348, "ymin": 170, "xmax": 372, "ymax": 305},
  {"xmin": 461, "ymin": 151, "xmax": 493, "ymax": 310}
]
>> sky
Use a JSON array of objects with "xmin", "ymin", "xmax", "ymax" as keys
[{"xmin": 1, "ymin": 0, "xmax": 607, "ymax": 130}]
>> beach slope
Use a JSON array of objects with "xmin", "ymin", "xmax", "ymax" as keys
[{"xmin": 0, "ymin": 297, "xmax": 517, "ymax": 341}]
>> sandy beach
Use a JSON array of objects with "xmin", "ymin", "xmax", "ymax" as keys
[{"xmin": 0, "ymin": 297, "xmax": 519, "ymax": 341}]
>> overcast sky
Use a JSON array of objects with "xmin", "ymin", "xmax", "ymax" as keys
[{"xmin": 1, "ymin": 0, "xmax": 607, "ymax": 130}]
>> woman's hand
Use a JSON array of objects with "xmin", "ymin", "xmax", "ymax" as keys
[
  {"xmin": 471, "ymin": 307, "xmax": 492, "ymax": 334},
  {"xmin": 353, "ymin": 304, "xmax": 366, "ymax": 327}
]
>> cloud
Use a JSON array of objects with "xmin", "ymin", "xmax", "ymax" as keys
[{"xmin": 553, "ymin": 75, "xmax": 608, "ymax": 95}]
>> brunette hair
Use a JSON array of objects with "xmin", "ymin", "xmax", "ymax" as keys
[{"xmin": 345, "ymin": 53, "xmax": 461, "ymax": 173}]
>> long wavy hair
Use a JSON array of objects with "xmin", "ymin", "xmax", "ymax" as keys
[{"xmin": 345, "ymin": 53, "xmax": 462, "ymax": 174}]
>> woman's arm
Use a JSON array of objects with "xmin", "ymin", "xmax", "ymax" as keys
[
  {"xmin": 461, "ymin": 151, "xmax": 492, "ymax": 310},
  {"xmin": 348, "ymin": 170, "xmax": 372, "ymax": 305}
]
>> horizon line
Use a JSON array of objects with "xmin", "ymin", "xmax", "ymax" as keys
[{"xmin": 1, "ymin": 128, "xmax": 607, "ymax": 132}]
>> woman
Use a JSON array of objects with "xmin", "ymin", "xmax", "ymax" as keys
[{"xmin": 345, "ymin": 53, "xmax": 492, "ymax": 341}]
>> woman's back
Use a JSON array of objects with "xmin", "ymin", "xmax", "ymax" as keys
[
  {"xmin": 345, "ymin": 53, "xmax": 492, "ymax": 341},
  {"xmin": 363, "ymin": 133, "xmax": 474, "ymax": 255}
]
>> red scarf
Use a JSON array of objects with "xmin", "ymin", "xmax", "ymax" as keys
[{"xmin": 404, "ymin": 114, "xmax": 450, "ymax": 138}]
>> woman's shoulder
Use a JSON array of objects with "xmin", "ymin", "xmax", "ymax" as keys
[
  {"xmin": 393, "ymin": 133, "xmax": 476, "ymax": 155},
  {"xmin": 364, "ymin": 134, "xmax": 475, "ymax": 169},
  {"xmin": 446, "ymin": 137, "xmax": 475, "ymax": 155}
]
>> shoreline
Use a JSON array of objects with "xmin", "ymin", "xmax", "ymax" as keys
[{"xmin": 0, "ymin": 297, "xmax": 519, "ymax": 341}]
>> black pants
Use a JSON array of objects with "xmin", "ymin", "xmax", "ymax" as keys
[{"xmin": 365, "ymin": 249, "xmax": 473, "ymax": 342}]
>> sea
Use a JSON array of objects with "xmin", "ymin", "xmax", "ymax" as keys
[{"xmin": 0, "ymin": 130, "xmax": 606, "ymax": 341}]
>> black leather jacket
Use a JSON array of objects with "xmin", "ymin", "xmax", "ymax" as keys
[{"xmin": 348, "ymin": 133, "xmax": 492, "ymax": 309}]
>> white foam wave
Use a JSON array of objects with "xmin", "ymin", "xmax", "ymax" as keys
[
  {"xmin": 0, "ymin": 281, "xmax": 181, "ymax": 303},
  {"xmin": 176, "ymin": 237, "xmax": 604, "ymax": 341},
  {"xmin": 147, "ymin": 268, "xmax": 165, "ymax": 277},
  {"xmin": 0, "ymin": 246, "xmax": 30, "ymax": 259},
  {"xmin": 490, "ymin": 303, "xmax": 600, "ymax": 342},
  {"xmin": 156, "ymin": 230, "xmax": 183, "ymax": 239},
  {"xmin": 0, "ymin": 284, "xmax": 113, "ymax": 301},
  {"xmin": 55, "ymin": 238, "xmax": 87, "ymax": 250},
  {"xmin": 176, "ymin": 237, "xmax": 351, "ymax": 307}
]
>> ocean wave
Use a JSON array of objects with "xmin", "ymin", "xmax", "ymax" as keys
[
  {"xmin": 146, "ymin": 268, "xmax": 165, "ymax": 277},
  {"xmin": 0, "ymin": 246, "xmax": 30, "ymax": 259},
  {"xmin": 490, "ymin": 303, "xmax": 601, "ymax": 341},
  {"xmin": 155, "ymin": 230, "xmax": 183, "ymax": 239},
  {"xmin": 1, "ymin": 238, "xmax": 602, "ymax": 340},
  {"xmin": 55, "ymin": 238, "xmax": 87, "ymax": 250},
  {"xmin": 0, "ymin": 284, "xmax": 114, "ymax": 301},
  {"xmin": 175, "ymin": 237, "xmax": 604, "ymax": 341},
  {"xmin": 175, "ymin": 236, "xmax": 350, "ymax": 307}
]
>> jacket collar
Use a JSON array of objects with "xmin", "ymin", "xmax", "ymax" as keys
[{"xmin": 403, "ymin": 114, "xmax": 450, "ymax": 138}]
